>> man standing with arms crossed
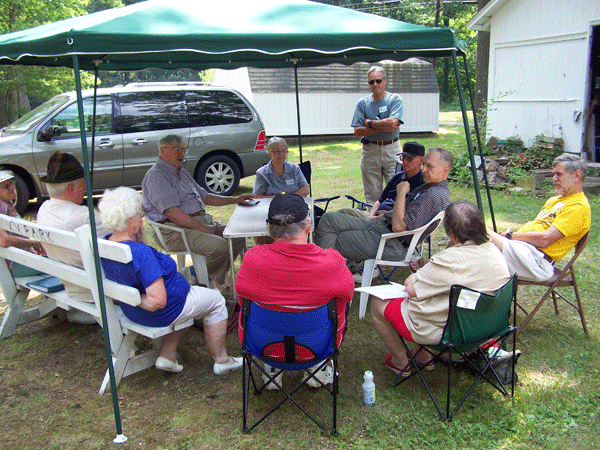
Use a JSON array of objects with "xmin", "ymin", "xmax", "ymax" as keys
[{"xmin": 352, "ymin": 65, "xmax": 404, "ymax": 204}]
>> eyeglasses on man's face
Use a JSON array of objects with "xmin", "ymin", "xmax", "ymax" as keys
[
  {"xmin": 368, "ymin": 79, "xmax": 383, "ymax": 85},
  {"xmin": 163, "ymin": 145, "xmax": 187, "ymax": 154}
]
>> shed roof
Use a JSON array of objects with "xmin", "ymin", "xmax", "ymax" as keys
[{"xmin": 248, "ymin": 58, "xmax": 439, "ymax": 94}]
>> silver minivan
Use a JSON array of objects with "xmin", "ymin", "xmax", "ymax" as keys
[{"xmin": 0, "ymin": 82, "xmax": 269, "ymax": 213}]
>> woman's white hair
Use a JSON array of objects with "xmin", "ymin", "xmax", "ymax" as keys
[{"xmin": 98, "ymin": 187, "xmax": 143, "ymax": 232}]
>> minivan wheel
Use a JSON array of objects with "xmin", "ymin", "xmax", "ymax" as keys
[
  {"xmin": 13, "ymin": 174, "xmax": 31, "ymax": 215},
  {"xmin": 196, "ymin": 155, "xmax": 241, "ymax": 197}
]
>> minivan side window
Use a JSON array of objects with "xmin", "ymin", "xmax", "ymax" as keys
[
  {"xmin": 186, "ymin": 90, "xmax": 253, "ymax": 126},
  {"xmin": 50, "ymin": 96, "xmax": 113, "ymax": 138},
  {"xmin": 117, "ymin": 91, "xmax": 188, "ymax": 134}
]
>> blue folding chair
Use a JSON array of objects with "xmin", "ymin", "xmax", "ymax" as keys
[{"xmin": 240, "ymin": 297, "xmax": 340, "ymax": 435}]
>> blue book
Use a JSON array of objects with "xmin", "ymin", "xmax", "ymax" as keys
[{"xmin": 26, "ymin": 276, "xmax": 65, "ymax": 293}]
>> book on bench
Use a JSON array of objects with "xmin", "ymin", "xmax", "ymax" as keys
[{"xmin": 26, "ymin": 276, "xmax": 65, "ymax": 293}]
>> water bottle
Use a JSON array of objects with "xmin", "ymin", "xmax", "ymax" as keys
[{"xmin": 362, "ymin": 371, "xmax": 376, "ymax": 406}]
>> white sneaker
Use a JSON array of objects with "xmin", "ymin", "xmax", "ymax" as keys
[
  {"xmin": 353, "ymin": 265, "xmax": 381, "ymax": 284},
  {"xmin": 155, "ymin": 356, "xmax": 184, "ymax": 373},
  {"xmin": 213, "ymin": 356, "xmax": 243, "ymax": 375},
  {"xmin": 261, "ymin": 363, "xmax": 283, "ymax": 391},
  {"xmin": 303, "ymin": 361, "xmax": 335, "ymax": 388}
]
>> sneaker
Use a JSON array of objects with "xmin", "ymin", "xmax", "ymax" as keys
[
  {"xmin": 303, "ymin": 361, "xmax": 334, "ymax": 388},
  {"xmin": 155, "ymin": 356, "xmax": 184, "ymax": 373},
  {"xmin": 213, "ymin": 356, "xmax": 243, "ymax": 375},
  {"xmin": 346, "ymin": 259, "xmax": 364, "ymax": 274},
  {"xmin": 261, "ymin": 363, "xmax": 283, "ymax": 391},
  {"xmin": 353, "ymin": 265, "xmax": 381, "ymax": 284}
]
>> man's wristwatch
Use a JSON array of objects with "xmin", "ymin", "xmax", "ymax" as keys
[{"xmin": 505, "ymin": 231, "xmax": 513, "ymax": 240}]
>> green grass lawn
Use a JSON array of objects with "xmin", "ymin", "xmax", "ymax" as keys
[{"xmin": 1, "ymin": 127, "xmax": 599, "ymax": 449}]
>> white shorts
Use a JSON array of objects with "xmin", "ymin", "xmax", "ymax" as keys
[
  {"xmin": 502, "ymin": 239, "xmax": 555, "ymax": 282},
  {"xmin": 173, "ymin": 286, "xmax": 228, "ymax": 326}
]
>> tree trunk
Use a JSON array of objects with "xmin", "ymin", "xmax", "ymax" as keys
[{"xmin": 475, "ymin": 0, "xmax": 491, "ymax": 123}]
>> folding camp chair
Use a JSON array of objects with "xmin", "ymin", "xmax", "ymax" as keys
[
  {"xmin": 516, "ymin": 230, "xmax": 590, "ymax": 338},
  {"xmin": 358, "ymin": 210, "xmax": 445, "ymax": 319},
  {"xmin": 298, "ymin": 161, "xmax": 339, "ymax": 225},
  {"xmin": 392, "ymin": 275, "xmax": 519, "ymax": 420},
  {"xmin": 240, "ymin": 297, "xmax": 340, "ymax": 435}
]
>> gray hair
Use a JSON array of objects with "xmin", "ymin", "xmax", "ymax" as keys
[
  {"xmin": 554, "ymin": 153, "xmax": 587, "ymax": 181},
  {"xmin": 368, "ymin": 65, "xmax": 386, "ymax": 79},
  {"xmin": 158, "ymin": 134, "xmax": 184, "ymax": 149},
  {"xmin": 45, "ymin": 181, "xmax": 72, "ymax": 197},
  {"xmin": 98, "ymin": 187, "xmax": 143, "ymax": 232},
  {"xmin": 427, "ymin": 148, "xmax": 454, "ymax": 171},
  {"xmin": 266, "ymin": 136, "xmax": 288, "ymax": 154},
  {"xmin": 268, "ymin": 215, "xmax": 310, "ymax": 239}
]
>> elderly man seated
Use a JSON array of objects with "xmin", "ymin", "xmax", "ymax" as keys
[
  {"xmin": 371, "ymin": 200, "xmax": 511, "ymax": 376},
  {"xmin": 488, "ymin": 153, "xmax": 591, "ymax": 282},
  {"xmin": 235, "ymin": 194, "xmax": 354, "ymax": 388},
  {"xmin": 142, "ymin": 134, "xmax": 254, "ymax": 292},
  {"xmin": 338, "ymin": 141, "xmax": 425, "ymax": 219},
  {"xmin": 314, "ymin": 148, "xmax": 452, "ymax": 280}
]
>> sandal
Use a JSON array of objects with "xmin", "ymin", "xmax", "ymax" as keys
[
  {"xmin": 384, "ymin": 353, "xmax": 411, "ymax": 377},
  {"xmin": 407, "ymin": 349, "xmax": 435, "ymax": 371}
]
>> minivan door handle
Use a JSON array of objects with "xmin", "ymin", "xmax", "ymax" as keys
[
  {"xmin": 130, "ymin": 138, "xmax": 147, "ymax": 146},
  {"xmin": 97, "ymin": 141, "xmax": 115, "ymax": 149}
]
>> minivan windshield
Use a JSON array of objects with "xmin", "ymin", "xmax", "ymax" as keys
[{"xmin": 2, "ymin": 94, "xmax": 71, "ymax": 135}]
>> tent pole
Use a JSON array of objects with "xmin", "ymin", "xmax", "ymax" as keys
[
  {"xmin": 72, "ymin": 55, "xmax": 127, "ymax": 445},
  {"xmin": 461, "ymin": 54, "xmax": 496, "ymax": 231},
  {"xmin": 90, "ymin": 63, "xmax": 99, "ymax": 185},
  {"xmin": 451, "ymin": 50, "xmax": 483, "ymax": 214},
  {"xmin": 293, "ymin": 61, "xmax": 303, "ymax": 164}
]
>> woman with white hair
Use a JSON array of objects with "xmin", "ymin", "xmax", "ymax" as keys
[
  {"xmin": 253, "ymin": 136, "xmax": 309, "ymax": 197},
  {"xmin": 98, "ymin": 187, "xmax": 242, "ymax": 375}
]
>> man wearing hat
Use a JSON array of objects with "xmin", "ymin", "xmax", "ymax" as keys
[
  {"xmin": 315, "ymin": 148, "xmax": 452, "ymax": 277},
  {"xmin": 37, "ymin": 151, "xmax": 108, "ymax": 323},
  {"xmin": 235, "ymin": 193, "xmax": 354, "ymax": 389},
  {"xmin": 338, "ymin": 141, "xmax": 425, "ymax": 220}
]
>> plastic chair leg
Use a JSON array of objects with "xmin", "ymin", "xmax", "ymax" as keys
[{"xmin": 358, "ymin": 259, "xmax": 376, "ymax": 319}]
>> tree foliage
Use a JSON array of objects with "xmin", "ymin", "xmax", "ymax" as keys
[{"xmin": 314, "ymin": 0, "xmax": 478, "ymax": 107}]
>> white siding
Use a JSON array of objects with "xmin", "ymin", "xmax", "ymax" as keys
[
  {"xmin": 484, "ymin": 0, "xmax": 600, "ymax": 153},
  {"xmin": 252, "ymin": 92, "xmax": 439, "ymax": 136}
]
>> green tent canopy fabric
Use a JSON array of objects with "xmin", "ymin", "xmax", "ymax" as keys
[{"xmin": 0, "ymin": 0, "xmax": 465, "ymax": 71}]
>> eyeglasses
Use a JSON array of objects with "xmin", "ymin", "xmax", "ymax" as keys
[
  {"xmin": 0, "ymin": 181, "xmax": 16, "ymax": 190},
  {"xmin": 368, "ymin": 79, "xmax": 383, "ymax": 85},
  {"xmin": 163, "ymin": 146, "xmax": 187, "ymax": 154}
]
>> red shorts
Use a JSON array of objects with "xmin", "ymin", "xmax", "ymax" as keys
[{"xmin": 384, "ymin": 296, "xmax": 414, "ymax": 341}]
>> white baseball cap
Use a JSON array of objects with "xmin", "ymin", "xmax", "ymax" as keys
[{"xmin": 0, "ymin": 170, "xmax": 15, "ymax": 184}]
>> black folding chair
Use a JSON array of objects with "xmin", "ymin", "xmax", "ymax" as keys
[
  {"xmin": 298, "ymin": 161, "xmax": 339, "ymax": 225},
  {"xmin": 240, "ymin": 297, "xmax": 340, "ymax": 435},
  {"xmin": 393, "ymin": 275, "xmax": 519, "ymax": 420}
]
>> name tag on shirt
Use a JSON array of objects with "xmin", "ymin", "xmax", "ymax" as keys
[
  {"xmin": 379, "ymin": 106, "xmax": 388, "ymax": 114},
  {"xmin": 285, "ymin": 178, "xmax": 294, "ymax": 186}
]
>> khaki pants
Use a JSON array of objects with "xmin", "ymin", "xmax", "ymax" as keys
[
  {"xmin": 360, "ymin": 141, "xmax": 401, "ymax": 204},
  {"xmin": 159, "ymin": 213, "xmax": 245, "ymax": 286}
]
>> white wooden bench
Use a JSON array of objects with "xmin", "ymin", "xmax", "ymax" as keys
[{"xmin": 0, "ymin": 215, "xmax": 193, "ymax": 395}]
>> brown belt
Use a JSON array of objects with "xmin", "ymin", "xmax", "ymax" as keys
[
  {"xmin": 542, "ymin": 253, "xmax": 555, "ymax": 265},
  {"xmin": 363, "ymin": 137, "xmax": 399, "ymax": 146},
  {"xmin": 158, "ymin": 210, "xmax": 204, "ymax": 224}
]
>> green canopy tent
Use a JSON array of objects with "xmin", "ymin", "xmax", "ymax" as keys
[{"xmin": 0, "ymin": 0, "xmax": 493, "ymax": 442}]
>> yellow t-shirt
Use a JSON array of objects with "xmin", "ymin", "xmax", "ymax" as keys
[{"xmin": 518, "ymin": 192, "xmax": 590, "ymax": 262}]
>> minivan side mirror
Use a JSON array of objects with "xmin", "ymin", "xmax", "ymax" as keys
[{"xmin": 37, "ymin": 125, "xmax": 62, "ymax": 142}]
